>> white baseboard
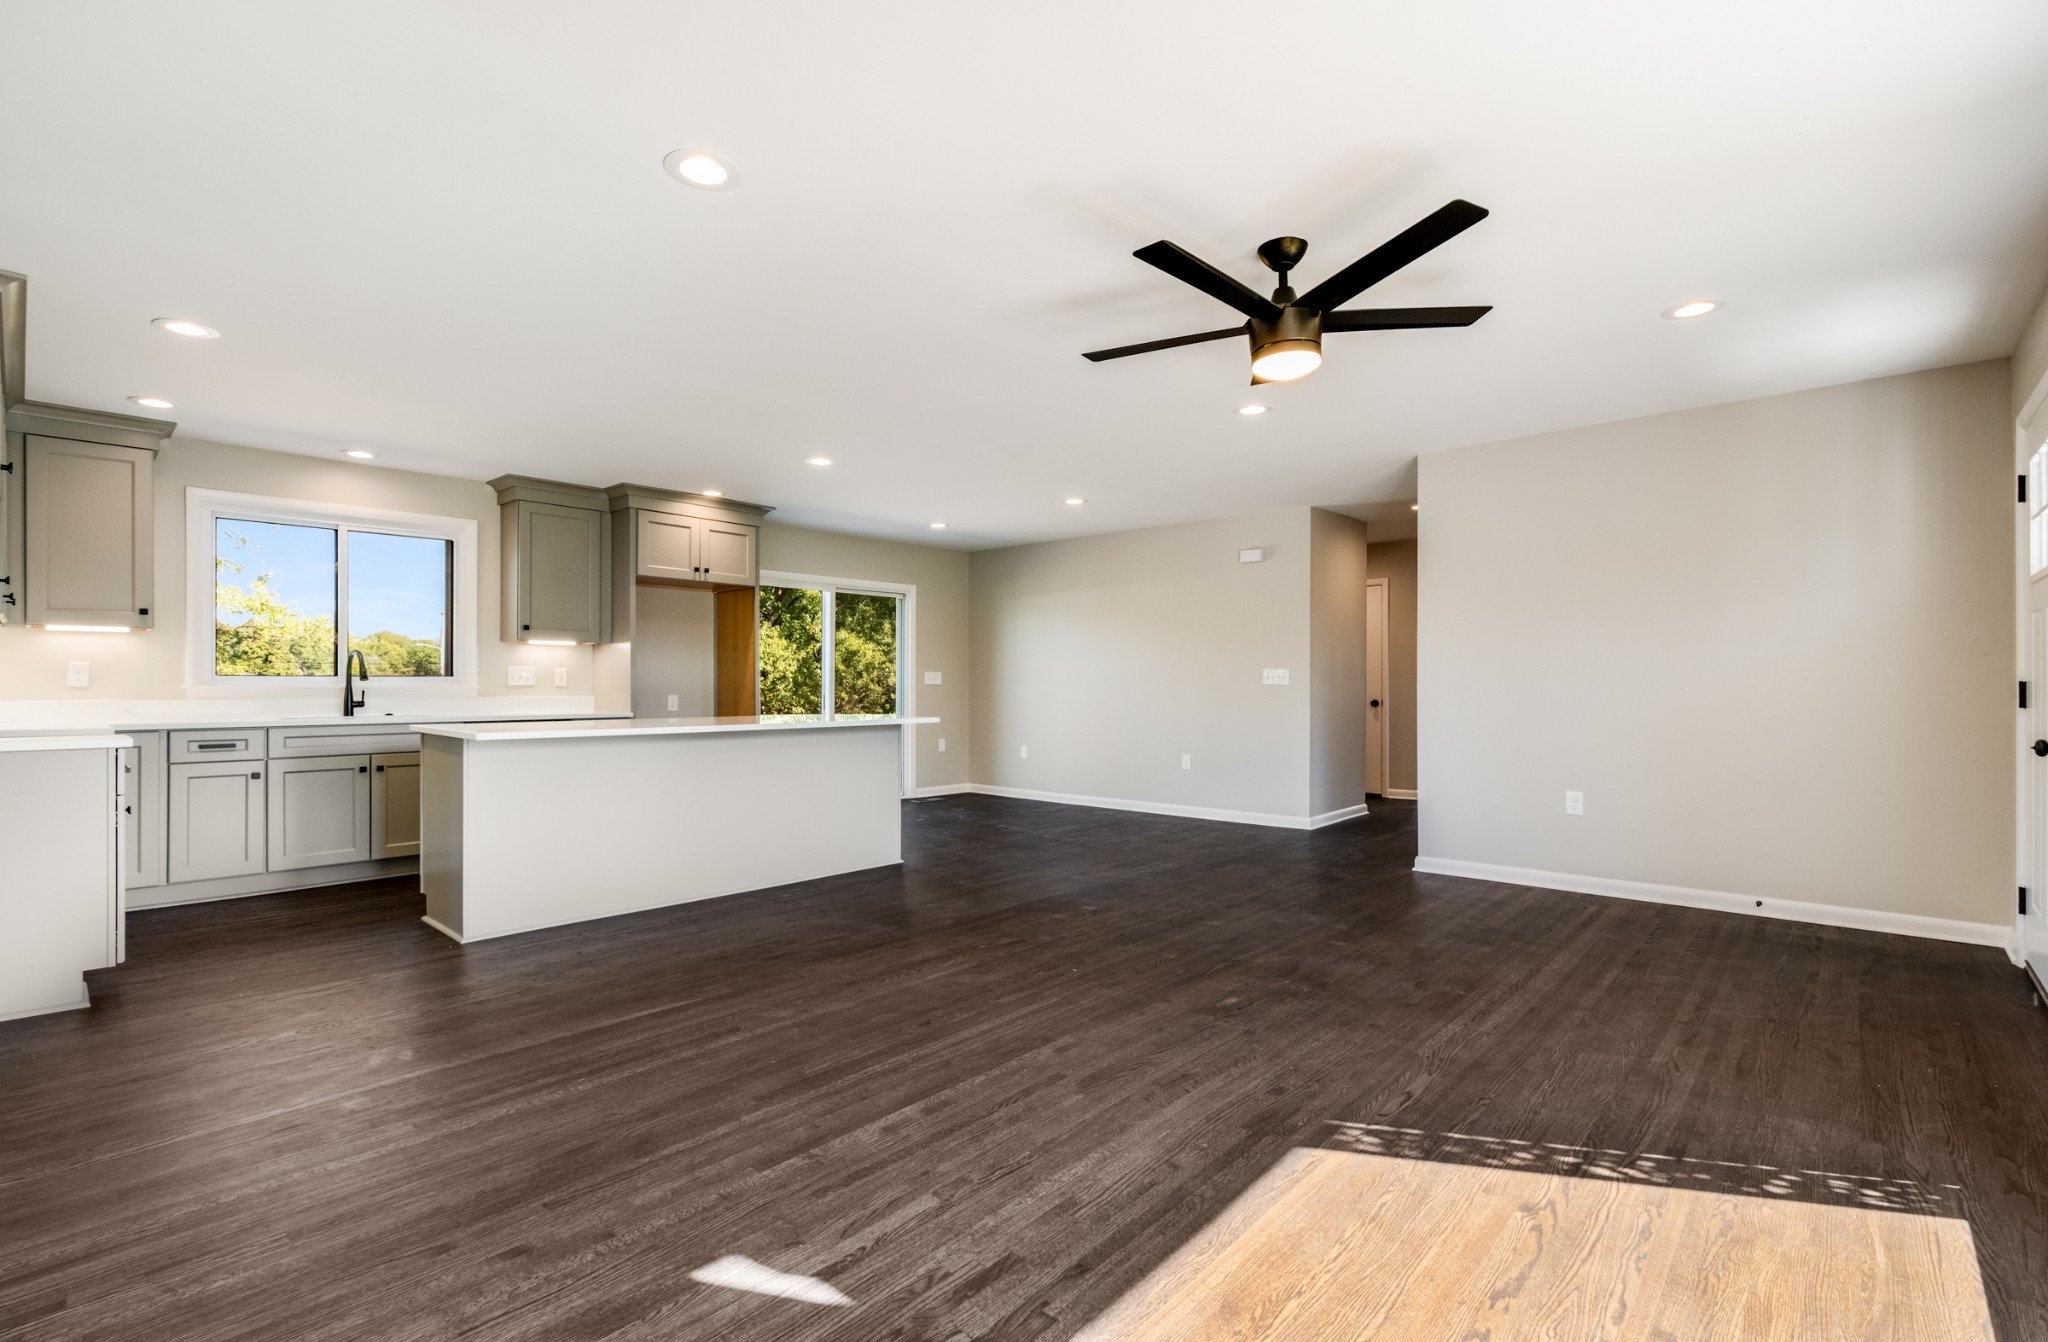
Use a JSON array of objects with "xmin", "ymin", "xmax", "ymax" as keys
[
  {"xmin": 966, "ymin": 783, "xmax": 1366, "ymax": 831},
  {"xmin": 1413, "ymin": 856, "xmax": 2014, "ymax": 951},
  {"xmin": 421, "ymin": 914, "xmax": 467, "ymax": 944},
  {"xmin": 0, "ymin": 981, "xmax": 90, "ymax": 1022},
  {"xmin": 907, "ymin": 783, "xmax": 973, "ymax": 798},
  {"xmin": 1383, "ymin": 788, "xmax": 1419, "ymax": 800}
]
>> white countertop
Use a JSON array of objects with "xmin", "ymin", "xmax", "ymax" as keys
[
  {"xmin": 0, "ymin": 734, "xmax": 134, "ymax": 754},
  {"xmin": 417, "ymin": 715, "xmax": 939, "ymax": 742},
  {"xmin": 0, "ymin": 704, "xmax": 630, "ymax": 734}
]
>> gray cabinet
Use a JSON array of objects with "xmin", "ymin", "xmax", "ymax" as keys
[
  {"xmin": 168, "ymin": 760, "xmax": 267, "ymax": 883},
  {"xmin": 491, "ymin": 476, "xmax": 611, "ymax": 644},
  {"xmin": 24, "ymin": 435, "xmax": 155, "ymax": 629},
  {"xmin": 266, "ymin": 754, "xmax": 372, "ymax": 871},
  {"xmin": 636, "ymin": 511, "xmax": 699, "ymax": 582},
  {"xmin": 117, "ymin": 731, "xmax": 166, "ymax": 890},
  {"xmin": 371, "ymin": 751, "xmax": 421, "ymax": 858},
  {"xmin": 634, "ymin": 510, "xmax": 757, "ymax": 585}
]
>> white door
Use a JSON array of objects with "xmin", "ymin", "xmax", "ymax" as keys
[
  {"xmin": 2027, "ymin": 611, "xmax": 2048, "ymax": 989},
  {"xmin": 1366, "ymin": 578, "xmax": 1390, "ymax": 796}
]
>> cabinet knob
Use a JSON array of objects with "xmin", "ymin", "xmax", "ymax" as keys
[
  {"xmin": 251, "ymin": 771, "xmax": 262, "ymax": 779},
  {"xmin": 375, "ymin": 764, "xmax": 385, "ymax": 772},
  {"xmin": 359, "ymin": 765, "xmax": 369, "ymax": 773}
]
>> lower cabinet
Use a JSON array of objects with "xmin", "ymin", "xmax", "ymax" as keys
[
  {"xmin": 267, "ymin": 755, "xmax": 372, "ymax": 872},
  {"xmin": 371, "ymin": 752, "xmax": 422, "ymax": 859},
  {"xmin": 118, "ymin": 731, "xmax": 166, "ymax": 890},
  {"xmin": 168, "ymin": 760, "xmax": 267, "ymax": 883}
]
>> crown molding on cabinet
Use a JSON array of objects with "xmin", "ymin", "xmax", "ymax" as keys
[
  {"xmin": 0, "ymin": 271, "xmax": 23, "ymax": 411},
  {"xmin": 6, "ymin": 400, "xmax": 175, "ymax": 452}
]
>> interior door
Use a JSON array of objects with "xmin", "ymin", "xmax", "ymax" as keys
[
  {"xmin": 2028, "ymin": 611, "xmax": 2048, "ymax": 991},
  {"xmin": 1366, "ymin": 578, "xmax": 1389, "ymax": 796}
]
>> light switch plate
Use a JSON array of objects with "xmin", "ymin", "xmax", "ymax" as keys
[
  {"xmin": 1182, "ymin": 754, "xmax": 1192, "ymax": 770},
  {"xmin": 1262, "ymin": 668, "xmax": 1289, "ymax": 685},
  {"xmin": 1565, "ymin": 790, "xmax": 1584, "ymax": 815},
  {"xmin": 923, "ymin": 670, "xmax": 942, "ymax": 685},
  {"xmin": 1020, "ymin": 744, "xmax": 1029, "ymax": 759},
  {"xmin": 1239, "ymin": 547, "xmax": 1266, "ymax": 563},
  {"xmin": 937, "ymin": 738, "xmax": 946, "ymax": 752},
  {"xmin": 554, "ymin": 667, "xmax": 569, "ymax": 687},
  {"xmin": 66, "ymin": 661, "xmax": 90, "ymax": 688},
  {"xmin": 667, "ymin": 694, "xmax": 679, "ymax": 711},
  {"xmin": 507, "ymin": 666, "xmax": 535, "ymax": 686}
]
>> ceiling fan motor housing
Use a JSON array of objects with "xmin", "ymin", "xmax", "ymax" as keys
[{"xmin": 1249, "ymin": 304, "xmax": 1323, "ymax": 363}]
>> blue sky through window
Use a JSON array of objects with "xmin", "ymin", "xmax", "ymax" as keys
[{"xmin": 216, "ymin": 519, "xmax": 450, "ymax": 646}]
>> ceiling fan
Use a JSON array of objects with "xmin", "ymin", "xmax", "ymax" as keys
[{"xmin": 1082, "ymin": 199, "xmax": 1493, "ymax": 384}]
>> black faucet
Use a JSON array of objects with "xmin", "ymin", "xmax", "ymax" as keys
[{"xmin": 343, "ymin": 649, "xmax": 368, "ymax": 716}]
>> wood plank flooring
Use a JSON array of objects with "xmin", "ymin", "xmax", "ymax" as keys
[{"xmin": 2, "ymin": 796, "xmax": 2046, "ymax": 1341}]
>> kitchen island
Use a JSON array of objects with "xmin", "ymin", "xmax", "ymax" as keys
[{"xmin": 415, "ymin": 715, "xmax": 937, "ymax": 942}]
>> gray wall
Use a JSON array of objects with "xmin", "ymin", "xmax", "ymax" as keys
[
  {"xmin": 759, "ymin": 520, "xmax": 971, "ymax": 790},
  {"xmin": 1417, "ymin": 360, "xmax": 2014, "ymax": 926},
  {"xmin": 2016, "ymin": 282, "xmax": 2048, "ymax": 417},
  {"xmin": 1366, "ymin": 539, "xmax": 1418, "ymax": 795},
  {"xmin": 0, "ymin": 437, "xmax": 591, "ymax": 700},
  {"xmin": 628, "ymin": 585, "xmax": 716, "ymax": 719},
  {"xmin": 969, "ymin": 509, "xmax": 1314, "ymax": 820},
  {"xmin": 1310, "ymin": 509, "xmax": 1369, "ymax": 815}
]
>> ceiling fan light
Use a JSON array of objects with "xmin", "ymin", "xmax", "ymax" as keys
[{"xmin": 1250, "ymin": 341, "xmax": 1322, "ymax": 382}]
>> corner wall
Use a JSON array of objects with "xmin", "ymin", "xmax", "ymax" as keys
[{"xmin": 1417, "ymin": 360, "xmax": 2014, "ymax": 933}]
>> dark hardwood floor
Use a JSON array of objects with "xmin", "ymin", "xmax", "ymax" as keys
[{"xmin": 3, "ymin": 796, "xmax": 2047, "ymax": 1340}]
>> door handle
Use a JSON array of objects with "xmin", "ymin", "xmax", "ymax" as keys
[
  {"xmin": 2034, "ymin": 741, "xmax": 2048, "ymax": 757},
  {"xmin": 1370, "ymin": 699, "xmax": 1381, "ymax": 708}
]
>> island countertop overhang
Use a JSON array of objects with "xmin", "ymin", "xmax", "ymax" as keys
[{"xmin": 416, "ymin": 715, "xmax": 938, "ymax": 743}]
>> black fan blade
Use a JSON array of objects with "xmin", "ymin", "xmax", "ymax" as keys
[
  {"xmin": 1323, "ymin": 305, "xmax": 1492, "ymax": 332},
  {"xmin": 1082, "ymin": 325, "xmax": 1247, "ymax": 362},
  {"xmin": 1295, "ymin": 200, "xmax": 1490, "ymax": 314},
  {"xmin": 1132, "ymin": 241, "xmax": 1282, "ymax": 322}
]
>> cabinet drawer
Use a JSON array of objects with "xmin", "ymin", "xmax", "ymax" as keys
[
  {"xmin": 169, "ymin": 728, "xmax": 264, "ymax": 762},
  {"xmin": 267, "ymin": 726, "xmax": 422, "ymax": 759}
]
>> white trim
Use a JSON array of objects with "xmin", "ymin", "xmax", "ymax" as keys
[
  {"xmin": 967, "ymin": 782, "xmax": 1358, "ymax": 831},
  {"xmin": 1413, "ymin": 855, "xmax": 2015, "ymax": 951},
  {"xmin": 1383, "ymin": 788, "xmax": 1419, "ymax": 800},
  {"xmin": 421, "ymin": 914, "xmax": 467, "ymax": 943},
  {"xmin": 908, "ymin": 783, "xmax": 973, "ymax": 798},
  {"xmin": 185, "ymin": 487, "xmax": 479, "ymax": 694},
  {"xmin": 0, "ymin": 982, "xmax": 90, "ymax": 1022},
  {"xmin": 759, "ymin": 568, "xmax": 919, "ymax": 793}
]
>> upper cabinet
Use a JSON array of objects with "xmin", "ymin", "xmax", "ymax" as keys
[
  {"xmin": 24, "ymin": 434, "xmax": 155, "ymax": 629},
  {"xmin": 610, "ymin": 484, "xmax": 767, "ymax": 588},
  {"xmin": 491, "ymin": 476, "xmax": 611, "ymax": 644}
]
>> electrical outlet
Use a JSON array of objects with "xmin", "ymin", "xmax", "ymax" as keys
[
  {"xmin": 666, "ymin": 694, "xmax": 679, "ymax": 712},
  {"xmin": 553, "ymin": 667, "xmax": 568, "ymax": 687},
  {"xmin": 923, "ymin": 670, "xmax": 943, "ymax": 685},
  {"xmin": 937, "ymin": 738, "xmax": 947, "ymax": 752},
  {"xmin": 1565, "ymin": 790, "xmax": 1584, "ymax": 816},
  {"xmin": 1020, "ymin": 744, "xmax": 1029, "ymax": 759},
  {"xmin": 1181, "ymin": 754, "xmax": 1192, "ymax": 770},
  {"xmin": 66, "ymin": 661, "xmax": 90, "ymax": 689},
  {"xmin": 1262, "ymin": 668, "xmax": 1290, "ymax": 685},
  {"xmin": 507, "ymin": 666, "xmax": 535, "ymax": 687}
]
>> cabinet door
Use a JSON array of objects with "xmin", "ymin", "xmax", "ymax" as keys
[
  {"xmin": 24, "ymin": 436, "xmax": 155, "ymax": 628},
  {"xmin": 118, "ymin": 731, "xmax": 166, "ymax": 890},
  {"xmin": 267, "ymin": 755, "xmax": 372, "ymax": 871},
  {"xmin": 371, "ymin": 752, "xmax": 421, "ymax": 859},
  {"xmin": 698, "ymin": 522, "xmax": 757, "ymax": 586},
  {"xmin": 168, "ymin": 761, "xmax": 267, "ymax": 883},
  {"xmin": 514, "ymin": 501, "xmax": 607, "ymax": 642},
  {"xmin": 636, "ymin": 511, "xmax": 698, "ymax": 582}
]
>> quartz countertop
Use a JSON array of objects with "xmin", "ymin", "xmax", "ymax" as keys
[
  {"xmin": 0, "ymin": 734, "xmax": 134, "ymax": 753},
  {"xmin": 416, "ymin": 715, "xmax": 939, "ymax": 743},
  {"xmin": 0, "ymin": 703, "xmax": 629, "ymax": 735}
]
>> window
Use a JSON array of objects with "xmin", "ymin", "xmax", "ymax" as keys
[
  {"xmin": 189, "ymin": 490, "xmax": 475, "ymax": 689},
  {"xmin": 2033, "ymin": 443, "xmax": 2048, "ymax": 577},
  {"xmin": 756, "ymin": 575, "xmax": 908, "ymax": 720}
]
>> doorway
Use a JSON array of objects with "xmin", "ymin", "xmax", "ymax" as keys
[{"xmin": 1366, "ymin": 578, "xmax": 1390, "ymax": 798}]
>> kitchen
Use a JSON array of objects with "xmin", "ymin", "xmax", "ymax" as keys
[{"xmin": 0, "ymin": 379, "xmax": 951, "ymax": 1022}]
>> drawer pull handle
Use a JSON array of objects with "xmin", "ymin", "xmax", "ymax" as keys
[
  {"xmin": 250, "ymin": 772, "xmax": 262, "ymax": 780},
  {"xmin": 194, "ymin": 741, "xmax": 238, "ymax": 751}
]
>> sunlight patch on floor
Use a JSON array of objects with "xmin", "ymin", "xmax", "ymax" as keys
[
  {"xmin": 687, "ymin": 1255, "xmax": 854, "ymax": 1307},
  {"xmin": 1073, "ymin": 1144, "xmax": 1993, "ymax": 1341}
]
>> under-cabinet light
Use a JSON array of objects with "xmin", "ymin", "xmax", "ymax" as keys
[
  {"xmin": 43, "ymin": 624, "xmax": 137, "ymax": 633},
  {"xmin": 525, "ymin": 639, "xmax": 579, "ymax": 646}
]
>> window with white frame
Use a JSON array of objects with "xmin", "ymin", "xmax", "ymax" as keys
[
  {"xmin": 189, "ymin": 490, "xmax": 475, "ymax": 687},
  {"xmin": 756, "ymin": 575, "xmax": 907, "ymax": 719},
  {"xmin": 2033, "ymin": 443, "xmax": 2048, "ymax": 577}
]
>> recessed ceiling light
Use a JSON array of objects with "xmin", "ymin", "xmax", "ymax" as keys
[
  {"xmin": 152, "ymin": 318, "xmax": 219, "ymax": 339},
  {"xmin": 342, "ymin": 449, "xmax": 377, "ymax": 460},
  {"xmin": 663, "ymin": 148, "xmax": 739, "ymax": 190},
  {"xmin": 805, "ymin": 456, "xmax": 833, "ymax": 467},
  {"xmin": 1410, "ymin": 503, "xmax": 1419, "ymax": 511},
  {"xmin": 1065, "ymin": 497, "xmax": 1086, "ymax": 506},
  {"xmin": 128, "ymin": 395, "xmax": 174, "ymax": 409},
  {"xmin": 701, "ymin": 489, "xmax": 724, "ymax": 498},
  {"xmin": 1662, "ymin": 299, "xmax": 1723, "ymax": 320},
  {"xmin": 1236, "ymin": 404, "xmax": 1269, "ymax": 416},
  {"xmin": 929, "ymin": 522, "xmax": 947, "ymax": 530}
]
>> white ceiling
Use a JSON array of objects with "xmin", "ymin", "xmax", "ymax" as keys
[{"xmin": 5, "ymin": 1, "xmax": 2047, "ymax": 548}]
